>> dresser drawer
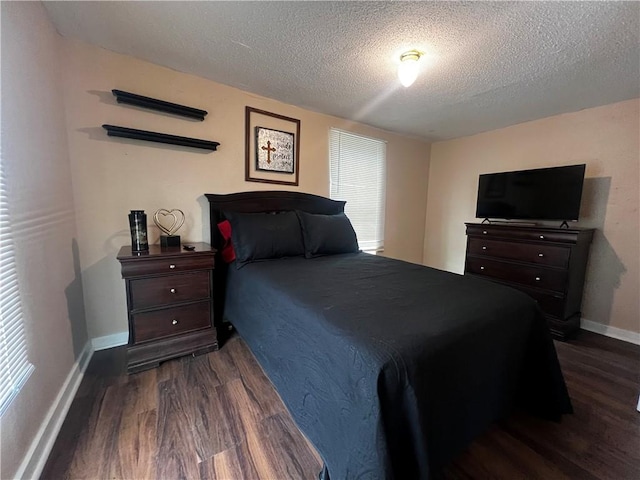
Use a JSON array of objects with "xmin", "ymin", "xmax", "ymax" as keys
[
  {"xmin": 121, "ymin": 254, "xmax": 214, "ymax": 278},
  {"xmin": 130, "ymin": 271, "xmax": 211, "ymax": 310},
  {"xmin": 467, "ymin": 238, "xmax": 570, "ymax": 268},
  {"xmin": 466, "ymin": 257, "xmax": 567, "ymax": 292},
  {"xmin": 466, "ymin": 224, "xmax": 579, "ymax": 244},
  {"xmin": 520, "ymin": 288, "xmax": 566, "ymax": 319},
  {"xmin": 132, "ymin": 301, "xmax": 211, "ymax": 343}
]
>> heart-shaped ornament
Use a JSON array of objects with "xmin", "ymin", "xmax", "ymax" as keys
[{"xmin": 153, "ymin": 209, "xmax": 185, "ymax": 236}]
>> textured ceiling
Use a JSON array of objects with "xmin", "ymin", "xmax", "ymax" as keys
[{"xmin": 43, "ymin": 1, "xmax": 639, "ymax": 141}]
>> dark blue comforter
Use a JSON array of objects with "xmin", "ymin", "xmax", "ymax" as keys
[{"xmin": 223, "ymin": 253, "xmax": 571, "ymax": 479}]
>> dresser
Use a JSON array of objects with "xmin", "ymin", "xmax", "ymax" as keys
[
  {"xmin": 464, "ymin": 223, "xmax": 594, "ymax": 340},
  {"xmin": 117, "ymin": 243, "xmax": 218, "ymax": 373}
]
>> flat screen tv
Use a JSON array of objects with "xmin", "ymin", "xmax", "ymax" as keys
[{"xmin": 476, "ymin": 164, "xmax": 586, "ymax": 221}]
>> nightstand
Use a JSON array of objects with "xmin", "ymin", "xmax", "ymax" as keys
[{"xmin": 117, "ymin": 243, "xmax": 218, "ymax": 373}]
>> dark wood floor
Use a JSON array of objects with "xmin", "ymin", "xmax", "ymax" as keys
[{"xmin": 41, "ymin": 330, "xmax": 640, "ymax": 480}]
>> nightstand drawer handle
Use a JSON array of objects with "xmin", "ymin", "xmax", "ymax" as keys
[
  {"xmin": 172, "ymin": 319, "xmax": 178, "ymax": 325},
  {"xmin": 538, "ymin": 253, "xmax": 544, "ymax": 257},
  {"xmin": 480, "ymin": 266, "xmax": 485, "ymax": 270},
  {"xmin": 482, "ymin": 246, "xmax": 487, "ymax": 250},
  {"xmin": 483, "ymin": 231, "xmax": 487, "ymax": 235},
  {"xmin": 539, "ymin": 235, "xmax": 545, "ymax": 239},
  {"xmin": 170, "ymin": 288, "xmax": 176, "ymax": 293},
  {"xmin": 535, "ymin": 276, "xmax": 541, "ymax": 281},
  {"xmin": 169, "ymin": 264, "xmax": 176, "ymax": 269}
]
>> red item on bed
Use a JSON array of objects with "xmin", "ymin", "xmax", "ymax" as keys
[{"xmin": 217, "ymin": 220, "xmax": 236, "ymax": 263}]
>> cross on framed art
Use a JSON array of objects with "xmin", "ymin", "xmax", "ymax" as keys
[
  {"xmin": 261, "ymin": 140, "xmax": 276, "ymax": 164},
  {"xmin": 245, "ymin": 106, "xmax": 300, "ymax": 186}
]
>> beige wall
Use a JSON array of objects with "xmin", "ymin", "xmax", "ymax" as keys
[
  {"xmin": 1, "ymin": 2, "xmax": 88, "ymax": 478},
  {"xmin": 59, "ymin": 39, "xmax": 430, "ymax": 340},
  {"xmin": 424, "ymin": 99, "xmax": 640, "ymax": 333}
]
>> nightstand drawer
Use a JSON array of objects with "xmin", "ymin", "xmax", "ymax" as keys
[
  {"xmin": 133, "ymin": 301, "xmax": 211, "ymax": 343},
  {"xmin": 466, "ymin": 257, "xmax": 567, "ymax": 292},
  {"xmin": 121, "ymin": 254, "xmax": 214, "ymax": 278},
  {"xmin": 467, "ymin": 238, "xmax": 570, "ymax": 268},
  {"xmin": 130, "ymin": 271, "xmax": 211, "ymax": 310}
]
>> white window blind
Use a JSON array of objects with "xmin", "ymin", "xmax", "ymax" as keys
[
  {"xmin": 329, "ymin": 129, "xmax": 386, "ymax": 252},
  {"xmin": 0, "ymin": 156, "xmax": 33, "ymax": 416}
]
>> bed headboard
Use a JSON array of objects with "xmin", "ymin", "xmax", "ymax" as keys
[
  {"xmin": 205, "ymin": 190, "xmax": 346, "ymax": 251},
  {"xmin": 204, "ymin": 190, "xmax": 346, "ymax": 333}
]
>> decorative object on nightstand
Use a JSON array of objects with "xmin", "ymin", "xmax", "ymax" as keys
[
  {"xmin": 117, "ymin": 243, "xmax": 218, "ymax": 373},
  {"xmin": 153, "ymin": 208, "xmax": 185, "ymax": 247},
  {"xmin": 128, "ymin": 210, "xmax": 149, "ymax": 252},
  {"xmin": 464, "ymin": 223, "xmax": 594, "ymax": 340}
]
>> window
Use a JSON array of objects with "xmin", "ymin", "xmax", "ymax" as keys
[
  {"xmin": 0, "ymin": 158, "xmax": 33, "ymax": 416},
  {"xmin": 329, "ymin": 129, "xmax": 386, "ymax": 252}
]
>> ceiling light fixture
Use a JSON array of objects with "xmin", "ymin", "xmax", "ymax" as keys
[{"xmin": 398, "ymin": 50, "xmax": 423, "ymax": 87}]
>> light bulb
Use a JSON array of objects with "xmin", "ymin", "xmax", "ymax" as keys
[{"xmin": 398, "ymin": 50, "xmax": 422, "ymax": 87}]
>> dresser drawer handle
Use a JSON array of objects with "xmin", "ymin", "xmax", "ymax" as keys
[
  {"xmin": 538, "ymin": 253, "xmax": 544, "ymax": 257},
  {"xmin": 483, "ymin": 231, "xmax": 488, "ymax": 235},
  {"xmin": 169, "ymin": 264, "xmax": 176, "ymax": 269},
  {"xmin": 539, "ymin": 235, "xmax": 545, "ymax": 239},
  {"xmin": 170, "ymin": 288, "xmax": 176, "ymax": 294},
  {"xmin": 172, "ymin": 319, "xmax": 178, "ymax": 325},
  {"xmin": 535, "ymin": 276, "xmax": 541, "ymax": 281},
  {"xmin": 482, "ymin": 246, "xmax": 487, "ymax": 250},
  {"xmin": 480, "ymin": 266, "xmax": 485, "ymax": 270}
]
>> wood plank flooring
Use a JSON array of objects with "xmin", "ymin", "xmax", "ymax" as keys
[{"xmin": 41, "ymin": 331, "xmax": 639, "ymax": 480}]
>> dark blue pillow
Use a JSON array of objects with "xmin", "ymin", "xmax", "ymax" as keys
[
  {"xmin": 223, "ymin": 211, "xmax": 304, "ymax": 268},
  {"xmin": 296, "ymin": 211, "xmax": 359, "ymax": 258}
]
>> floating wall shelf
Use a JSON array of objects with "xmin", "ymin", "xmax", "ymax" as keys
[
  {"xmin": 112, "ymin": 90, "xmax": 208, "ymax": 121},
  {"xmin": 102, "ymin": 125, "xmax": 220, "ymax": 151}
]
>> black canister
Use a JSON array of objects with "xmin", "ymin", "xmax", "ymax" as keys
[{"xmin": 128, "ymin": 210, "xmax": 149, "ymax": 252}]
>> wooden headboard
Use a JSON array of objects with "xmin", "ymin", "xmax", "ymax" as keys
[
  {"xmin": 205, "ymin": 190, "xmax": 346, "ymax": 250},
  {"xmin": 204, "ymin": 190, "xmax": 346, "ymax": 332}
]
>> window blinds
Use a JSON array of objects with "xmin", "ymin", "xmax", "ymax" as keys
[
  {"xmin": 329, "ymin": 129, "xmax": 386, "ymax": 251},
  {"xmin": 0, "ymin": 158, "xmax": 33, "ymax": 416}
]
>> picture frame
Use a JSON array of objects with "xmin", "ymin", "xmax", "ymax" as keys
[
  {"xmin": 245, "ymin": 107, "xmax": 300, "ymax": 186},
  {"xmin": 255, "ymin": 126, "xmax": 295, "ymax": 174}
]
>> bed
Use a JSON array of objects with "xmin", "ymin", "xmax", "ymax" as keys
[{"xmin": 205, "ymin": 191, "xmax": 572, "ymax": 480}]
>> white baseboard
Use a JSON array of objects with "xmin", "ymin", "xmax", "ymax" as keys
[
  {"xmin": 581, "ymin": 318, "xmax": 640, "ymax": 345},
  {"xmin": 91, "ymin": 331, "xmax": 128, "ymax": 351},
  {"xmin": 15, "ymin": 341, "xmax": 94, "ymax": 480}
]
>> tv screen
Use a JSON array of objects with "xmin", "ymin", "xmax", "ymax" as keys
[{"xmin": 476, "ymin": 164, "xmax": 586, "ymax": 221}]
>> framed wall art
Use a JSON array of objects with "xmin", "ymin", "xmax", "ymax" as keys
[{"xmin": 245, "ymin": 106, "xmax": 300, "ymax": 186}]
